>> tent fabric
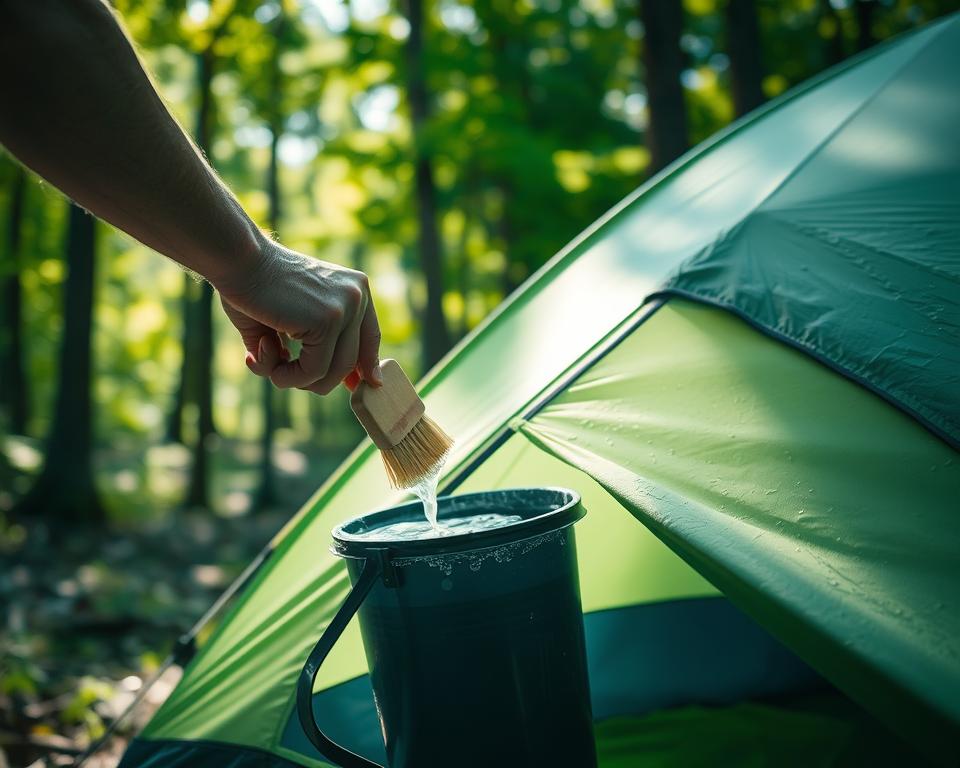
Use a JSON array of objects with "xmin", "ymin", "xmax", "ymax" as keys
[
  {"xmin": 593, "ymin": 695, "xmax": 930, "ymax": 768},
  {"xmin": 126, "ymin": 691, "xmax": 927, "ymax": 768},
  {"xmin": 520, "ymin": 300, "xmax": 960, "ymax": 759},
  {"xmin": 121, "ymin": 15, "xmax": 960, "ymax": 768},
  {"xmin": 279, "ymin": 597, "xmax": 824, "ymax": 764},
  {"xmin": 660, "ymin": 15, "xmax": 960, "ymax": 447}
]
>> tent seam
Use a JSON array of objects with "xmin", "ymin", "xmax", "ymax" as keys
[{"xmin": 649, "ymin": 289, "xmax": 959, "ymax": 450}]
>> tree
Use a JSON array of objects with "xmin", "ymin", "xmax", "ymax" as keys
[
  {"xmin": 1, "ymin": 165, "xmax": 29, "ymax": 434},
  {"xmin": 855, "ymin": 0, "xmax": 878, "ymax": 51},
  {"xmin": 183, "ymin": 39, "xmax": 222, "ymax": 509},
  {"xmin": 14, "ymin": 204, "xmax": 102, "ymax": 524},
  {"xmin": 726, "ymin": 0, "xmax": 765, "ymax": 117},
  {"xmin": 254, "ymin": 7, "xmax": 289, "ymax": 510},
  {"xmin": 401, "ymin": 0, "xmax": 451, "ymax": 371},
  {"xmin": 819, "ymin": 0, "xmax": 847, "ymax": 67},
  {"xmin": 640, "ymin": 0, "xmax": 689, "ymax": 174}
]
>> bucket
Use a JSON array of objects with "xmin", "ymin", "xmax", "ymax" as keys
[{"xmin": 297, "ymin": 487, "xmax": 596, "ymax": 768}]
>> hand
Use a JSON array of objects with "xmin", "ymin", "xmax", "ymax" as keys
[{"xmin": 217, "ymin": 239, "xmax": 383, "ymax": 395}]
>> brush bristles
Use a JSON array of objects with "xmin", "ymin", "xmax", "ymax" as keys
[{"xmin": 380, "ymin": 414, "xmax": 453, "ymax": 489}]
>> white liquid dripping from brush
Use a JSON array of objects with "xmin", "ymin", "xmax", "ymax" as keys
[{"xmin": 411, "ymin": 462, "xmax": 443, "ymax": 532}]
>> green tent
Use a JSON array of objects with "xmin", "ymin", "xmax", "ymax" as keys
[{"xmin": 120, "ymin": 14, "xmax": 960, "ymax": 768}]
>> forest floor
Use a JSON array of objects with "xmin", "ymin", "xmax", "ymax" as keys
[{"xmin": 0, "ymin": 433, "xmax": 351, "ymax": 768}]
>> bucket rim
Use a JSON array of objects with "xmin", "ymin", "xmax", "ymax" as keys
[{"xmin": 331, "ymin": 486, "xmax": 584, "ymax": 559}]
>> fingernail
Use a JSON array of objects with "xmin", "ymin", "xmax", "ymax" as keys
[
  {"xmin": 245, "ymin": 352, "xmax": 257, "ymax": 370},
  {"xmin": 343, "ymin": 370, "xmax": 361, "ymax": 391}
]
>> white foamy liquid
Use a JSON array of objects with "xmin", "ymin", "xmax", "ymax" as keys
[
  {"xmin": 411, "ymin": 466, "xmax": 442, "ymax": 531},
  {"xmin": 349, "ymin": 512, "xmax": 524, "ymax": 542}
]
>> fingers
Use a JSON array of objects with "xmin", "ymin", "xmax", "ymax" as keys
[
  {"xmin": 269, "ymin": 313, "xmax": 343, "ymax": 389},
  {"xmin": 222, "ymin": 296, "xmax": 274, "ymax": 358},
  {"xmin": 356, "ymin": 298, "xmax": 383, "ymax": 387},
  {"xmin": 244, "ymin": 332, "xmax": 286, "ymax": 375},
  {"xmin": 305, "ymin": 300, "xmax": 365, "ymax": 395},
  {"xmin": 223, "ymin": 296, "xmax": 286, "ymax": 377},
  {"xmin": 223, "ymin": 265, "xmax": 381, "ymax": 396}
]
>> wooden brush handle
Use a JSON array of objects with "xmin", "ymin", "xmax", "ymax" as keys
[{"xmin": 349, "ymin": 359, "xmax": 425, "ymax": 449}]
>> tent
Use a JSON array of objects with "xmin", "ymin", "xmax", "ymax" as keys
[{"xmin": 119, "ymin": 14, "xmax": 960, "ymax": 768}]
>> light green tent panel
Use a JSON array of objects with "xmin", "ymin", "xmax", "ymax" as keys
[{"xmin": 522, "ymin": 300, "xmax": 960, "ymax": 757}]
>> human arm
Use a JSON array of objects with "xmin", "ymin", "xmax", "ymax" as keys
[{"xmin": 0, "ymin": 0, "xmax": 381, "ymax": 392}]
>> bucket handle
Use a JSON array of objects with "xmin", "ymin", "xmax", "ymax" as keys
[{"xmin": 297, "ymin": 550, "xmax": 395, "ymax": 768}]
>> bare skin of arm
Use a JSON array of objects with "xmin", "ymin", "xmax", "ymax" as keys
[{"xmin": 0, "ymin": 0, "xmax": 382, "ymax": 393}]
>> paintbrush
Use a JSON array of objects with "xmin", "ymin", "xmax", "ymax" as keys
[{"xmin": 347, "ymin": 359, "xmax": 453, "ymax": 489}]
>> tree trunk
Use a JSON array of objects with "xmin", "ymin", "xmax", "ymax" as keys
[
  {"xmin": 497, "ymin": 186, "xmax": 518, "ymax": 298},
  {"xmin": 185, "ymin": 280, "xmax": 214, "ymax": 508},
  {"xmin": 2, "ymin": 166, "xmax": 29, "ymax": 434},
  {"xmin": 457, "ymin": 209, "xmax": 472, "ymax": 340},
  {"xmin": 855, "ymin": 0, "xmax": 877, "ymax": 52},
  {"xmin": 184, "ymin": 46, "xmax": 220, "ymax": 509},
  {"xmin": 725, "ymin": 0, "xmax": 765, "ymax": 117},
  {"xmin": 255, "ymin": 23, "xmax": 285, "ymax": 509},
  {"xmin": 819, "ymin": 0, "xmax": 847, "ymax": 67},
  {"xmin": 15, "ymin": 204, "xmax": 102, "ymax": 524},
  {"xmin": 640, "ymin": 0, "xmax": 689, "ymax": 175},
  {"xmin": 403, "ymin": 0, "xmax": 450, "ymax": 371},
  {"xmin": 165, "ymin": 274, "xmax": 193, "ymax": 442}
]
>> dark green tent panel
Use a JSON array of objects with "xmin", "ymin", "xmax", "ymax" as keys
[{"xmin": 663, "ymin": 17, "xmax": 960, "ymax": 446}]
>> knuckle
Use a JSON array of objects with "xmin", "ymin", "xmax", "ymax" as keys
[
  {"xmin": 321, "ymin": 305, "xmax": 344, "ymax": 329},
  {"xmin": 346, "ymin": 284, "xmax": 364, "ymax": 310}
]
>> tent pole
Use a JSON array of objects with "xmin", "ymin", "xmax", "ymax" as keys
[{"xmin": 441, "ymin": 298, "xmax": 665, "ymax": 495}]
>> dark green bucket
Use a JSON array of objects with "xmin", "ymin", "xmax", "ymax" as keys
[{"xmin": 297, "ymin": 488, "xmax": 596, "ymax": 768}]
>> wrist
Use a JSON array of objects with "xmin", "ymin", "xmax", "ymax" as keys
[{"xmin": 207, "ymin": 223, "xmax": 275, "ymax": 300}]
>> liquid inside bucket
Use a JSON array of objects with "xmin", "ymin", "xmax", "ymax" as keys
[{"xmin": 347, "ymin": 512, "xmax": 523, "ymax": 541}]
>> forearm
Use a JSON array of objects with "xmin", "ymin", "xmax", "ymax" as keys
[{"xmin": 0, "ymin": 0, "xmax": 263, "ymax": 287}]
